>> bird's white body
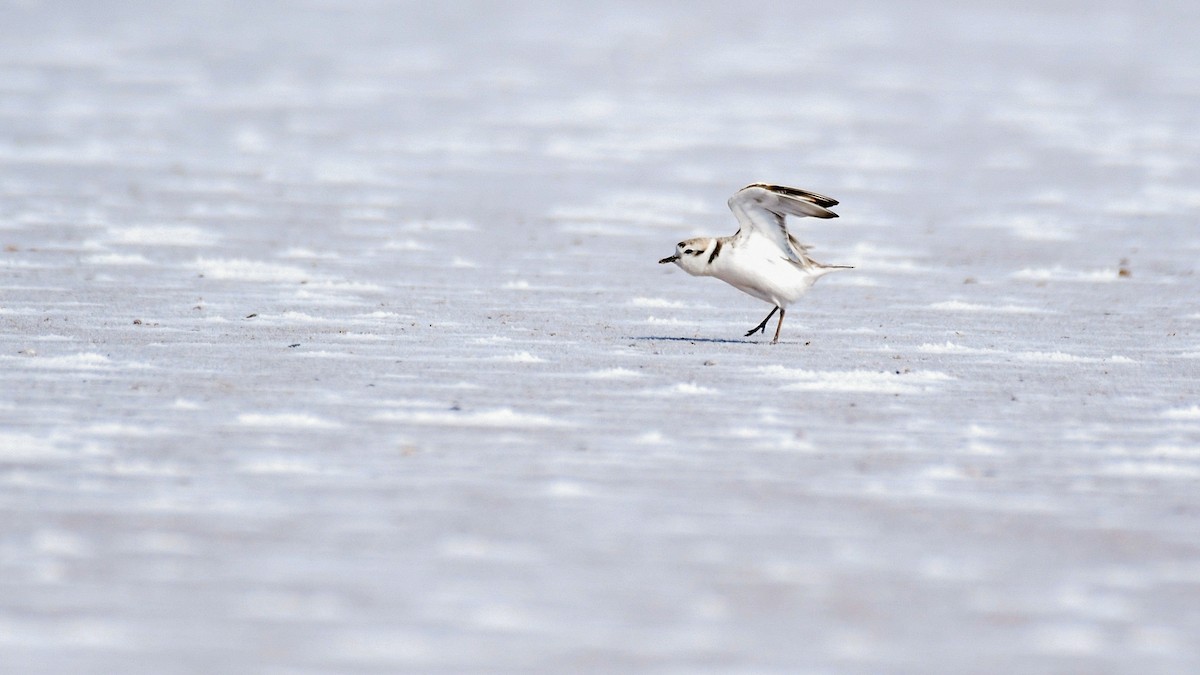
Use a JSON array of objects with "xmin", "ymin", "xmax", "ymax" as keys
[
  {"xmin": 689, "ymin": 231, "xmax": 829, "ymax": 307},
  {"xmin": 659, "ymin": 183, "xmax": 850, "ymax": 342}
]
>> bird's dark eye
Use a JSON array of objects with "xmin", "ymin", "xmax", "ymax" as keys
[{"xmin": 684, "ymin": 249, "xmax": 694, "ymax": 254}]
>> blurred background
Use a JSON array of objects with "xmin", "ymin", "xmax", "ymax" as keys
[{"xmin": 2, "ymin": 1, "xmax": 1199, "ymax": 672}]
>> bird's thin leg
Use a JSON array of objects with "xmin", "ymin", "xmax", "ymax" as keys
[
  {"xmin": 745, "ymin": 306, "xmax": 779, "ymax": 337},
  {"xmin": 771, "ymin": 308, "xmax": 786, "ymax": 344}
]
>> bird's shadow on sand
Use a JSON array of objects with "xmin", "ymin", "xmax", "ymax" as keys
[{"xmin": 629, "ymin": 335, "xmax": 765, "ymax": 345}]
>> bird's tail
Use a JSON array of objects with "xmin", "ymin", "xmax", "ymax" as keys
[{"xmin": 812, "ymin": 263, "xmax": 853, "ymax": 277}]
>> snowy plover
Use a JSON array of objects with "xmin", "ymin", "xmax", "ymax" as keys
[{"xmin": 658, "ymin": 183, "xmax": 851, "ymax": 343}]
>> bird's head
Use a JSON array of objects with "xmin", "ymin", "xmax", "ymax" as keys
[{"xmin": 659, "ymin": 237, "xmax": 714, "ymax": 275}]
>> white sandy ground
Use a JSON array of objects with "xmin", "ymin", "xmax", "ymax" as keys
[{"xmin": 2, "ymin": 1, "xmax": 1200, "ymax": 672}]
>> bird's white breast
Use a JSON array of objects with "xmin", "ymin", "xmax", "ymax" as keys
[{"xmin": 707, "ymin": 238, "xmax": 820, "ymax": 307}]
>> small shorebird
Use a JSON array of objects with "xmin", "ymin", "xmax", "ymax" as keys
[{"xmin": 658, "ymin": 183, "xmax": 851, "ymax": 343}]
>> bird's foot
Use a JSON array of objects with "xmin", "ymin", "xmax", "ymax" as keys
[
  {"xmin": 744, "ymin": 307, "xmax": 779, "ymax": 338},
  {"xmin": 744, "ymin": 322, "xmax": 769, "ymax": 337}
]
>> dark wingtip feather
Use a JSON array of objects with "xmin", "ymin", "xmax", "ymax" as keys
[{"xmin": 743, "ymin": 182, "xmax": 840, "ymax": 208}]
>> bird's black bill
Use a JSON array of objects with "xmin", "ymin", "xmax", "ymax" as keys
[{"xmin": 659, "ymin": 255, "xmax": 679, "ymax": 264}]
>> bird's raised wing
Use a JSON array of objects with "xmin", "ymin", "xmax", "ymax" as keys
[{"xmin": 727, "ymin": 183, "xmax": 838, "ymax": 263}]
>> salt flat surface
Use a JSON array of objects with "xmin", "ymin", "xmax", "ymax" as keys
[{"xmin": 2, "ymin": 1, "xmax": 1200, "ymax": 672}]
